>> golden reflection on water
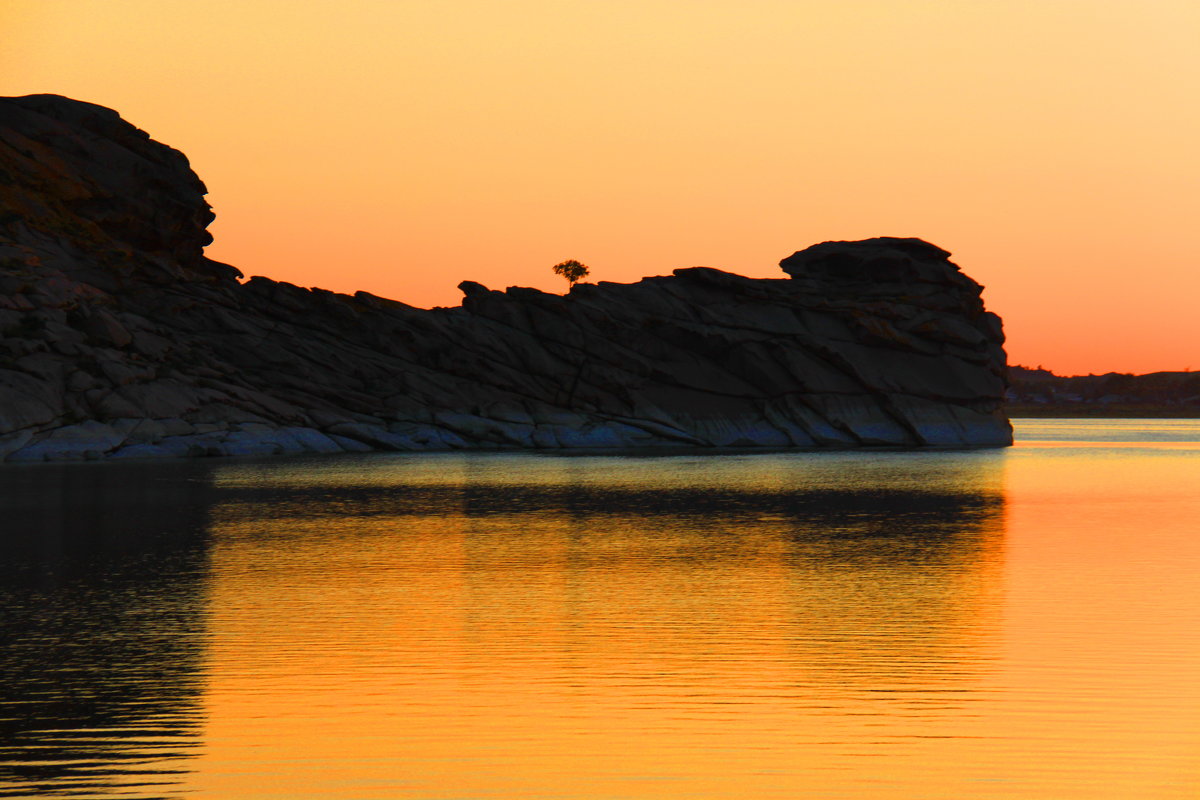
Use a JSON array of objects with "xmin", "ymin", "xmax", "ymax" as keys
[
  {"xmin": 2, "ymin": 422, "xmax": 1198, "ymax": 799},
  {"xmin": 194, "ymin": 452, "xmax": 1008, "ymax": 799},
  {"xmin": 998, "ymin": 423, "xmax": 1200, "ymax": 799}
]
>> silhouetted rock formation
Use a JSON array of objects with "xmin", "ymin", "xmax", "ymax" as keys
[
  {"xmin": 0, "ymin": 94, "xmax": 1011, "ymax": 462},
  {"xmin": 1007, "ymin": 366, "xmax": 1200, "ymax": 417}
]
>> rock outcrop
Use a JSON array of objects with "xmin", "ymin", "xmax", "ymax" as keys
[{"xmin": 0, "ymin": 94, "xmax": 1011, "ymax": 462}]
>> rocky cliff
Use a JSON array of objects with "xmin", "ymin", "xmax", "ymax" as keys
[{"xmin": 0, "ymin": 94, "xmax": 1011, "ymax": 462}]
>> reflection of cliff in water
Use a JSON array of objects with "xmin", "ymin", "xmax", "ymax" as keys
[
  {"xmin": 211, "ymin": 451, "xmax": 1006, "ymax": 703},
  {"xmin": 0, "ymin": 462, "xmax": 215, "ymax": 799},
  {"xmin": 457, "ymin": 455, "xmax": 1007, "ymax": 698}
]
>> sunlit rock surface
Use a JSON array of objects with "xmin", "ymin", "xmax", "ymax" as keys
[{"xmin": 0, "ymin": 94, "xmax": 1011, "ymax": 462}]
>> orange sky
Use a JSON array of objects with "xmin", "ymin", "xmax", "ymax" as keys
[{"xmin": 3, "ymin": 0, "xmax": 1197, "ymax": 375}]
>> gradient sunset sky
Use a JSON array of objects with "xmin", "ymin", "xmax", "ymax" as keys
[{"xmin": 3, "ymin": 0, "xmax": 1197, "ymax": 375}]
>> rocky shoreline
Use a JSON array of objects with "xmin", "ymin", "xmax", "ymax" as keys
[{"xmin": 0, "ymin": 94, "xmax": 1011, "ymax": 463}]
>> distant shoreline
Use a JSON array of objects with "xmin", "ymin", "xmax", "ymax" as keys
[
  {"xmin": 1007, "ymin": 406, "xmax": 1200, "ymax": 419},
  {"xmin": 1006, "ymin": 367, "xmax": 1199, "ymax": 419}
]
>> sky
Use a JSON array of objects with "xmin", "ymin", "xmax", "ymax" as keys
[{"xmin": 2, "ymin": 0, "xmax": 1197, "ymax": 375}]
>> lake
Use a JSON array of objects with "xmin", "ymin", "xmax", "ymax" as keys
[{"xmin": 1, "ymin": 419, "xmax": 1198, "ymax": 799}]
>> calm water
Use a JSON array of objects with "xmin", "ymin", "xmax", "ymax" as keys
[{"xmin": 1, "ymin": 420, "xmax": 1198, "ymax": 799}]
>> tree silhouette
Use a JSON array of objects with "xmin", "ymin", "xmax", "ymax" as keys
[{"xmin": 552, "ymin": 259, "xmax": 589, "ymax": 286}]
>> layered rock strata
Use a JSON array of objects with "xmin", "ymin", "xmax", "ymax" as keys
[{"xmin": 0, "ymin": 94, "xmax": 1011, "ymax": 462}]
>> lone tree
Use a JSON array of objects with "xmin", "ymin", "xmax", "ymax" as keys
[{"xmin": 552, "ymin": 259, "xmax": 590, "ymax": 287}]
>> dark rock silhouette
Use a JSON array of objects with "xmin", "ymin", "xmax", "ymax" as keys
[{"xmin": 0, "ymin": 94, "xmax": 1011, "ymax": 462}]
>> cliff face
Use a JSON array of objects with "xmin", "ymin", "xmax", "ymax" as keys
[{"xmin": 0, "ymin": 94, "xmax": 1010, "ymax": 462}]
